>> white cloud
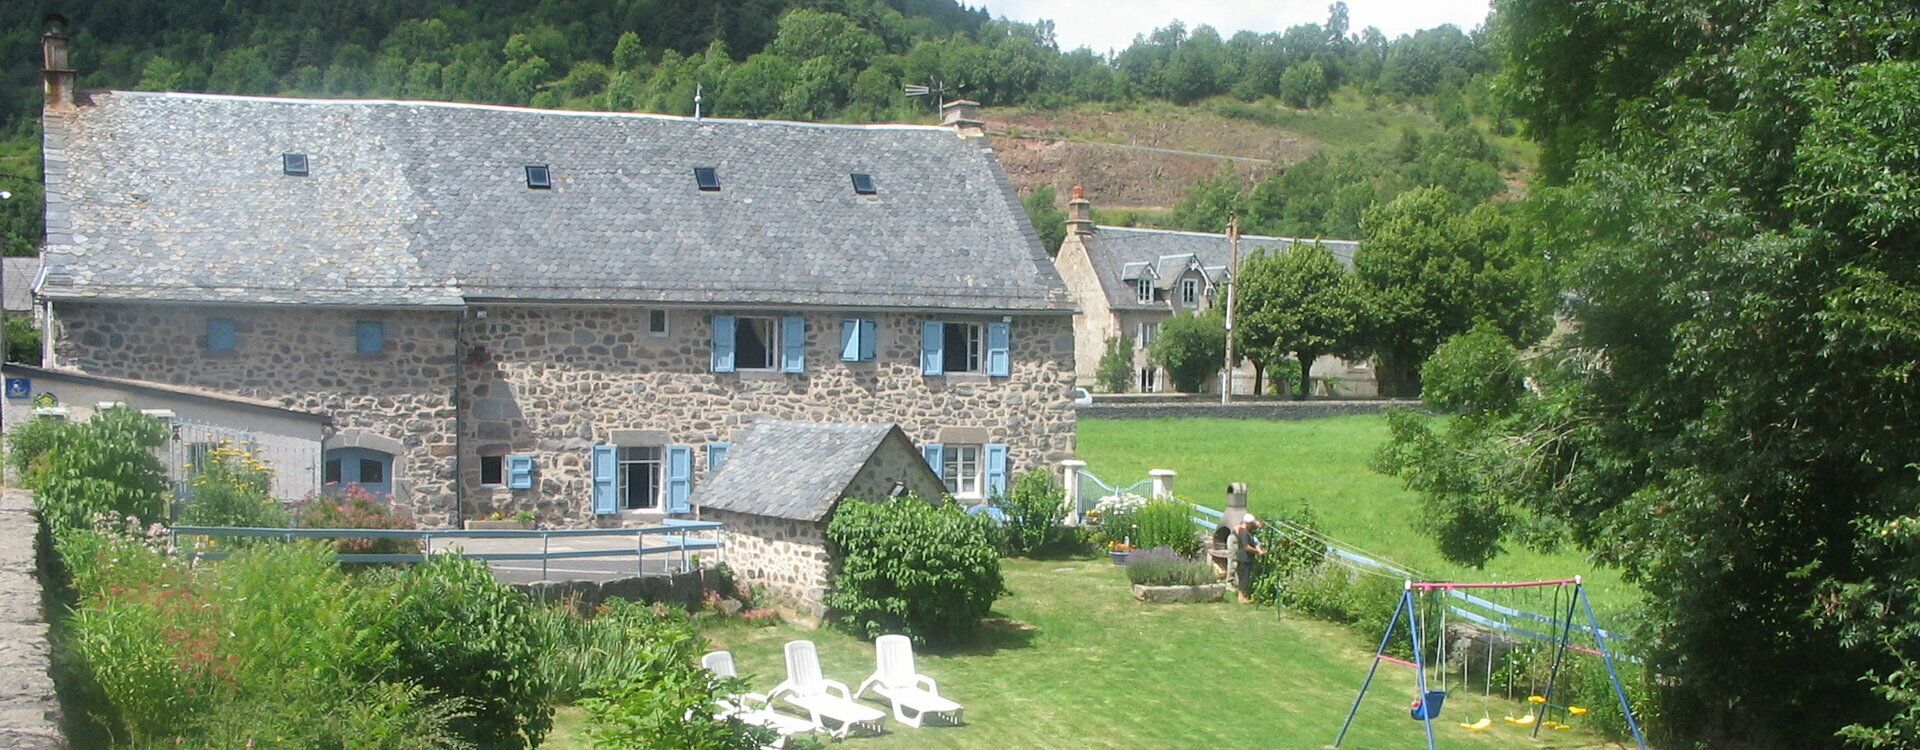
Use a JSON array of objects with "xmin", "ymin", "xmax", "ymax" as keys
[{"xmin": 981, "ymin": 0, "xmax": 1492, "ymax": 55}]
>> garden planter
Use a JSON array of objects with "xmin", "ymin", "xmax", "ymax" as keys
[
  {"xmin": 1108, "ymin": 550, "xmax": 1131, "ymax": 565},
  {"xmin": 1130, "ymin": 583, "xmax": 1229, "ymax": 603},
  {"xmin": 464, "ymin": 519, "xmax": 534, "ymax": 530}
]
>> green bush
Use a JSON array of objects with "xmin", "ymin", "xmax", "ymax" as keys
[
  {"xmin": 181, "ymin": 442, "xmax": 289, "ymax": 529},
  {"xmin": 996, "ymin": 469, "xmax": 1071, "ymax": 556},
  {"xmin": 34, "ymin": 407, "xmax": 171, "ymax": 534},
  {"xmin": 1124, "ymin": 547, "xmax": 1218, "ymax": 586},
  {"xmin": 824, "ymin": 496, "xmax": 1006, "ymax": 645},
  {"xmin": 384, "ymin": 555, "xmax": 553, "ymax": 749},
  {"xmin": 1248, "ymin": 503, "xmax": 1329, "ymax": 605},
  {"xmin": 1281, "ymin": 563, "xmax": 1404, "ymax": 627},
  {"xmin": 534, "ymin": 598, "xmax": 705, "ymax": 705},
  {"xmin": 1095, "ymin": 335, "xmax": 1134, "ymax": 393},
  {"xmin": 577, "ymin": 601, "xmax": 771, "ymax": 750},
  {"xmin": 2, "ymin": 415, "xmax": 69, "ymax": 488},
  {"xmin": 1130, "ymin": 498, "xmax": 1202, "ymax": 557}
]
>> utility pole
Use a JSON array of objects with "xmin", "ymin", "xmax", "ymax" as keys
[{"xmin": 1222, "ymin": 215, "xmax": 1240, "ymax": 404}]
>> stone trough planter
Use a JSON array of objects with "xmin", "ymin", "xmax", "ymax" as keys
[
  {"xmin": 1130, "ymin": 582, "xmax": 1230, "ymax": 603},
  {"xmin": 464, "ymin": 519, "xmax": 535, "ymax": 531}
]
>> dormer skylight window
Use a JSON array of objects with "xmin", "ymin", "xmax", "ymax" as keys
[
  {"xmin": 850, "ymin": 173, "xmax": 876, "ymax": 195},
  {"xmin": 282, "ymin": 153, "xmax": 308, "ymax": 176},
  {"xmin": 525, "ymin": 165, "xmax": 552, "ymax": 189},
  {"xmin": 694, "ymin": 167, "xmax": 720, "ymax": 191}
]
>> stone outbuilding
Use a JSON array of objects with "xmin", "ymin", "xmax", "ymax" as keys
[{"xmin": 692, "ymin": 420, "xmax": 946, "ymax": 614}]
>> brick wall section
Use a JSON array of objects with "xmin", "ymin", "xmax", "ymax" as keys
[
  {"xmin": 709, "ymin": 508, "xmax": 831, "ymax": 616},
  {"xmin": 0, "ymin": 489, "xmax": 62, "ymax": 749}
]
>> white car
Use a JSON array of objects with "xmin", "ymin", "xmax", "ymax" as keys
[{"xmin": 1072, "ymin": 387, "xmax": 1094, "ymax": 406}]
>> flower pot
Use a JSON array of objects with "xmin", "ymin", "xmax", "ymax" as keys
[
  {"xmin": 464, "ymin": 519, "xmax": 534, "ymax": 530},
  {"xmin": 1108, "ymin": 550, "xmax": 1131, "ymax": 565}
]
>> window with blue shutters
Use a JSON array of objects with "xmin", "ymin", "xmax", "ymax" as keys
[
  {"xmin": 591, "ymin": 445, "xmax": 618, "ymax": 515},
  {"xmin": 710, "ymin": 315, "xmax": 736, "ymax": 372},
  {"xmin": 985, "ymin": 443, "xmax": 1009, "ymax": 497},
  {"xmin": 920, "ymin": 322, "xmax": 944, "ymax": 375},
  {"xmin": 666, "ymin": 445, "xmax": 693, "ymax": 513},
  {"xmin": 355, "ymin": 321, "xmax": 384, "ymax": 354},
  {"xmin": 707, "ymin": 442, "xmax": 730, "ymax": 474},
  {"xmin": 986, "ymin": 322, "xmax": 1011, "ymax": 376},
  {"xmin": 506, "ymin": 454, "xmax": 534, "ymax": 489},
  {"xmin": 781, "ymin": 316, "xmax": 806, "ymax": 373},
  {"xmin": 921, "ymin": 443, "xmax": 945, "ymax": 481},
  {"xmin": 206, "ymin": 318, "xmax": 236, "ymax": 352},
  {"xmin": 841, "ymin": 318, "xmax": 876, "ymax": 361}
]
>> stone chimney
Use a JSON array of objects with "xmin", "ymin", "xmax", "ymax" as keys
[
  {"xmin": 941, "ymin": 99, "xmax": 984, "ymax": 138},
  {"xmin": 42, "ymin": 15, "xmax": 76, "ymax": 111},
  {"xmin": 1066, "ymin": 184, "xmax": 1094, "ymax": 238}
]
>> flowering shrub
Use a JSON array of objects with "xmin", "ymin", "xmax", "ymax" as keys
[
  {"xmin": 1124, "ymin": 546, "xmax": 1218, "ymax": 586},
  {"xmin": 292, "ymin": 483, "xmax": 421, "ymax": 556},
  {"xmin": 33, "ymin": 406, "xmax": 171, "ymax": 534},
  {"xmin": 1090, "ymin": 492, "xmax": 1149, "ymax": 547},
  {"xmin": 181, "ymin": 442, "xmax": 288, "ymax": 529}
]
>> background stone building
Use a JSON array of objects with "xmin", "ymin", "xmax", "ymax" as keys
[{"xmin": 35, "ymin": 38, "xmax": 1076, "ymax": 527}]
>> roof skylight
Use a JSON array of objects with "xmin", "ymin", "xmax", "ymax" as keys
[
  {"xmin": 694, "ymin": 167, "xmax": 720, "ymax": 191},
  {"xmin": 282, "ymin": 153, "xmax": 308, "ymax": 176},
  {"xmin": 850, "ymin": 173, "xmax": 876, "ymax": 195},
  {"xmin": 525, "ymin": 165, "xmax": 552, "ymax": 189}
]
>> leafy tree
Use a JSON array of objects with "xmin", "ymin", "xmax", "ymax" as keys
[
  {"xmin": 1148, "ymin": 311, "xmax": 1226, "ymax": 393},
  {"xmin": 1095, "ymin": 335, "xmax": 1133, "ymax": 393},
  {"xmin": 1353, "ymin": 187, "xmax": 1546, "ymax": 396},
  {"xmin": 5, "ymin": 317, "xmax": 39, "ymax": 365},
  {"xmin": 1232, "ymin": 242, "xmax": 1364, "ymax": 398},
  {"xmin": 386, "ymin": 555, "xmax": 553, "ymax": 749},
  {"xmin": 825, "ymin": 495, "xmax": 1005, "ymax": 645},
  {"xmin": 1278, "ymin": 59, "xmax": 1330, "ymax": 108},
  {"xmin": 995, "ymin": 468, "xmax": 1070, "ymax": 556},
  {"xmin": 1021, "ymin": 185, "xmax": 1066, "ymax": 256},
  {"xmin": 34, "ymin": 407, "xmax": 171, "ymax": 534}
]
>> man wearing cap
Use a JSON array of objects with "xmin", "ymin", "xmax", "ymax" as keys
[{"xmin": 1234, "ymin": 514, "xmax": 1267, "ymax": 603}]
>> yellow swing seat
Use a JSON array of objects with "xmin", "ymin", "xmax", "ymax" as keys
[
  {"xmin": 1505, "ymin": 715, "xmax": 1538, "ymax": 726},
  {"xmin": 1568, "ymin": 706, "xmax": 1589, "ymax": 715},
  {"xmin": 1459, "ymin": 717, "xmax": 1493, "ymax": 731}
]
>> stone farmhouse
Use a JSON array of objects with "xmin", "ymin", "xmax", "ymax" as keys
[
  {"xmin": 30, "ymin": 29, "xmax": 1076, "ymax": 527},
  {"xmin": 1049, "ymin": 187, "xmax": 1376, "ymax": 396}
]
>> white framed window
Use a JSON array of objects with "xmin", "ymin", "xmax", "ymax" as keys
[
  {"xmin": 942, "ymin": 322, "xmax": 983, "ymax": 373},
  {"xmin": 1181, "ymin": 278, "xmax": 1199, "ymax": 306},
  {"xmin": 734, "ymin": 317, "xmax": 777, "ymax": 370},
  {"xmin": 1139, "ymin": 366, "xmax": 1159, "ymax": 392},
  {"xmin": 648, "ymin": 309, "xmax": 669, "ymax": 337},
  {"xmin": 1136, "ymin": 277, "xmax": 1155, "ymax": 303},
  {"xmin": 1136, "ymin": 322, "xmax": 1157, "ymax": 350},
  {"xmin": 617, "ymin": 446, "xmax": 662, "ymax": 510},
  {"xmin": 943, "ymin": 444, "xmax": 982, "ymax": 498}
]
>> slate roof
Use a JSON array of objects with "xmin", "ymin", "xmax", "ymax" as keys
[
  {"xmin": 2, "ymin": 256, "xmax": 38, "ymax": 312},
  {"xmin": 1082, "ymin": 226, "xmax": 1359, "ymax": 311},
  {"xmin": 38, "ymin": 92, "xmax": 1070, "ymax": 312},
  {"xmin": 692, "ymin": 420, "xmax": 920, "ymax": 522}
]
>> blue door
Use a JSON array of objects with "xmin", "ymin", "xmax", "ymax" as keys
[{"xmin": 324, "ymin": 447, "xmax": 394, "ymax": 499}]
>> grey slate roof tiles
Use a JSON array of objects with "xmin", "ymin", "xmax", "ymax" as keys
[
  {"xmin": 1083, "ymin": 225, "xmax": 1359, "ymax": 311},
  {"xmin": 40, "ymin": 92, "xmax": 1070, "ymax": 312},
  {"xmin": 691, "ymin": 420, "xmax": 907, "ymax": 522},
  {"xmin": 2, "ymin": 257, "xmax": 38, "ymax": 312}
]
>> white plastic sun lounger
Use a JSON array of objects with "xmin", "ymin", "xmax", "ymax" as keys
[
  {"xmin": 700, "ymin": 650, "xmax": 817, "ymax": 747},
  {"xmin": 768, "ymin": 640, "xmax": 888, "ymax": 737},
  {"xmin": 854, "ymin": 633, "xmax": 964, "ymax": 727}
]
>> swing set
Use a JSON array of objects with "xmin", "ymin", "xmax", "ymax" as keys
[{"xmin": 1332, "ymin": 577, "xmax": 1647, "ymax": 750}]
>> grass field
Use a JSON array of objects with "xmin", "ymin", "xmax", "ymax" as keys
[
  {"xmin": 1074, "ymin": 415, "xmax": 1637, "ymax": 613},
  {"xmin": 548, "ymin": 557, "xmax": 1635, "ymax": 750}
]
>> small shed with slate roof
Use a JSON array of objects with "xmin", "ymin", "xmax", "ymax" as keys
[{"xmin": 691, "ymin": 420, "xmax": 946, "ymax": 614}]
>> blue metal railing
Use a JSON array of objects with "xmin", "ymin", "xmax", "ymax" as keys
[{"xmin": 171, "ymin": 519, "xmax": 723, "ymax": 579}]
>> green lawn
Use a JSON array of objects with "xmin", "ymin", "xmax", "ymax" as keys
[
  {"xmin": 548, "ymin": 558, "xmax": 1635, "ymax": 749},
  {"xmin": 1075, "ymin": 415, "xmax": 1636, "ymax": 613}
]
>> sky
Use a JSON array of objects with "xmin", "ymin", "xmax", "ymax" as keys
[{"xmin": 978, "ymin": 0, "xmax": 1493, "ymax": 54}]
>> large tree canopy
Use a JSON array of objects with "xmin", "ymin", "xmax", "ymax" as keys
[
  {"xmin": 1382, "ymin": 1, "xmax": 1920, "ymax": 745},
  {"xmin": 1232, "ymin": 243, "xmax": 1364, "ymax": 397}
]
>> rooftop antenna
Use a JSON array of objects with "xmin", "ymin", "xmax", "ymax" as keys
[
  {"xmin": 903, "ymin": 79, "xmax": 966, "ymax": 111},
  {"xmin": 694, "ymin": 83, "xmax": 703, "ymax": 120}
]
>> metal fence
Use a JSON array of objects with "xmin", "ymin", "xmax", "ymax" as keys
[
  {"xmin": 163, "ymin": 418, "xmax": 321, "ymax": 502},
  {"xmin": 1075, "ymin": 469, "xmax": 1153, "ymax": 518},
  {"xmin": 170, "ymin": 519, "xmax": 724, "ymax": 579}
]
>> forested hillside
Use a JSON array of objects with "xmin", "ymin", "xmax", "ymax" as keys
[{"xmin": 0, "ymin": 0, "xmax": 1500, "ymax": 256}]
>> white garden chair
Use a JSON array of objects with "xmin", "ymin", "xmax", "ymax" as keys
[
  {"xmin": 854, "ymin": 634, "xmax": 965, "ymax": 727},
  {"xmin": 768, "ymin": 640, "xmax": 888, "ymax": 737},
  {"xmin": 700, "ymin": 650, "xmax": 817, "ymax": 748}
]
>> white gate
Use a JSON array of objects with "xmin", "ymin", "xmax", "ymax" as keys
[{"xmin": 163, "ymin": 418, "xmax": 322, "ymax": 503}]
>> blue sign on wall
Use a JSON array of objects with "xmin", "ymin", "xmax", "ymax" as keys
[{"xmin": 3, "ymin": 378, "xmax": 27, "ymax": 399}]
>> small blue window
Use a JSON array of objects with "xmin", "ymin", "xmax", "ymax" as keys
[
  {"xmin": 355, "ymin": 321, "xmax": 383, "ymax": 353},
  {"xmin": 526, "ymin": 165, "xmax": 551, "ymax": 189},
  {"xmin": 206, "ymin": 318, "xmax": 236, "ymax": 352},
  {"xmin": 694, "ymin": 167, "xmax": 720, "ymax": 191},
  {"xmin": 283, "ymin": 153, "xmax": 308, "ymax": 176},
  {"xmin": 850, "ymin": 173, "xmax": 876, "ymax": 195}
]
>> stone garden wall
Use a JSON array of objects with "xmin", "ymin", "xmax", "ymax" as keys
[{"xmin": 709, "ymin": 508, "xmax": 831, "ymax": 615}]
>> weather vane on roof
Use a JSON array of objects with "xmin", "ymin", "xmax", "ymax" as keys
[{"xmin": 903, "ymin": 79, "xmax": 966, "ymax": 111}]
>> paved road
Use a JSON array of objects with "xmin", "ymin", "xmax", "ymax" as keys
[{"xmin": 424, "ymin": 533, "xmax": 711, "ymax": 585}]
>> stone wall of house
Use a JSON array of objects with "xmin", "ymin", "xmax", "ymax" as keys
[
  {"xmin": 844, "ymin": 436, "xmax": 947, "ymax": 503},
  {"xmin": 47, "ymin": 302, "xmax": 462, "ymax": 524},
  {"xmin": 709, "ymin": 508, "xmax": 831, "ymax": 615},
  {"xmin": 460, "ymin": 307, "xmax": 1077, "ymax": 525},
  {"xmin": 1052, "ymin": 234, "xmax": 1117, "ymax": 388}
]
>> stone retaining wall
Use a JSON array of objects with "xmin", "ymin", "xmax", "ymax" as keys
[
  {"xmin": 0, "ymin": 489, "xmax": 62, "ymax": 749},
  {"xmin": 707, "ymin": 509, "xmax": 831, "ymax": 616},
  {"xmin": 1078, "ymin": 399, "xmax": 1419, "ymax": 421}
]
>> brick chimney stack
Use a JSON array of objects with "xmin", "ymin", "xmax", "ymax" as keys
[
  {"xmin": 1066, "ymin": 184, "xmax": 1094, "ymax": 237},
  {"xmin": 941, "ymin": 99, "xmax": 984, "ymax": 138},
  {"xmin": 42, "ymin": 15, "xmax": 75, "ymax": 111}
]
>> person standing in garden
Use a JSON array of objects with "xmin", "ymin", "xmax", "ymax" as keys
[{"xmin": 1235, "ymin": 515, "xmax": 1266, "ymax": 603}]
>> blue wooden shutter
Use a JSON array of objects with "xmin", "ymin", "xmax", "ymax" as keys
[
  {"xmin": 859, "ymin": 319, "xmax": 876, "ymax": 361},
  {"xmin": 591, "ymin": 445, "xmax": 617, "ymax": 515},
  {"xmin": 666, "ymin": 445, "xmax": 693, "ymax": 513},
  {"xmin": 355, "ymin": 321, "xmax": 383, "ymax": 353},
  {"xmin": 710, "ymin": 315, "xmax": 736, "ymax": 372},
  {"xmin": 781, "ymin": 316, "xmax": 806, "ymax": 373},
  {"xmin": 207, "ymin": 318, "xmax": 236, "ymax": 351},
  {"xmin": 920, "ymin": 321, "xmax": 944, "ymax": 375},
  {"xmin": 506, "ymin": 454, "xmax": 534, "ymax": 489},
  {"xmin": 707, "ymin": 442, "xmax": 730, "ymax": 474},
  {"xmin": 841, "ymin": 319, "xmax": 860, "ymax": 360},
  {"xmin": 986, "ymin": 321, "xmax": 1011, "ymax": 376},
  {"xmin": 921, "ymin": 442, "xmax": 945, "ymax": 480},
  {"xmin": 985, "ymin": 443, "xmax": 1009, "ymax": 497}
]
